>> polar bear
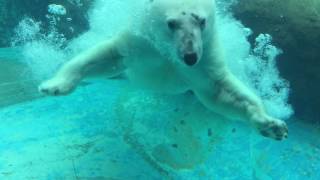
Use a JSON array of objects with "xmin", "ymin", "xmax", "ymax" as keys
[{"xmin": 39, "ymin": 0, "xmax": 288, "ymax": 140}]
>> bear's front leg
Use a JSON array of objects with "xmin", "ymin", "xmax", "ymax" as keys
[
  {"xmin": 193, "ymin": 74, "xmax": 288, "ymax": 141},
  {"xmin": 39, "ymin": 34, "xmax": 127, "ymax": 96},
  {"xmin": 39, "ymin": 75, "xmax": 79, "ymax": 96}
]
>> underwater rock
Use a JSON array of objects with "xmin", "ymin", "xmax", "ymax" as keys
[
  {"xmin": 0, "ymin": 48, "xmax": 41, "ymax": 108},
  {"xmin": 0, "ymin": 0, "xmax": 16, "ymax": 47},
  {"xmin": 0, "ymin": 0, "xmax": 92, "ymax": 47},
  {"xmin": 232, "ymin": 0, "xmax": 320, "ymax": 122}
]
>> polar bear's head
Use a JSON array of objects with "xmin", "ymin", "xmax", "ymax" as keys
[{"xmin": 146, "ymin": 0, "xmax": 215, "ymax": 66}]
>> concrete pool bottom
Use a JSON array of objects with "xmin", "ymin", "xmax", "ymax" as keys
[{"xmin": 0, "ymin": 79, "xmax": 319, "ymax": 179}]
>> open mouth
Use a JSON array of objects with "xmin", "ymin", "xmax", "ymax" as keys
[{"xmin": 183, "ymin": 52, "xmax": 198, "ymax": 66}]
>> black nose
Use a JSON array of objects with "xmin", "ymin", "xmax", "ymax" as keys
[{"xmin": 184, "ymin": 53, "xmax": 198, "ymax": 66}]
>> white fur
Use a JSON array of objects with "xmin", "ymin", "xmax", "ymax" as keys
[{"xmin": 39, "ymin": 0, "xmax": 288, "ymax": 140}]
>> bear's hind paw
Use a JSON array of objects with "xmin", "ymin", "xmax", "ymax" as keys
[{"xmin": 257, "ymin": 118, "xmax": 288, "ymax": 141}]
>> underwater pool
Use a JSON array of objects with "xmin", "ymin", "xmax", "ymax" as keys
[
  {"xmin": 1, "ymin": 78, "xmax": 320, "ymax": 179},
  {"xmin": 1, "ymin": 0, "xmax": 320, "ymax": 179}
]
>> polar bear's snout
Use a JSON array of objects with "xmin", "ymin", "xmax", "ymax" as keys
[
  {"xmin": 179, "ymin": 32, "xmax": 203, "ymax": 66},
  {"xmin": 181, "ymin": 37, "xmax": 201, "ymax": 66},
  {"xmin": 184, "ymin": 52, "xmax": 198, "ymax": 66}
]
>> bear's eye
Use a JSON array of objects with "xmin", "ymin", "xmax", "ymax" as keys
[{"xmin": 167, "ymin": 20, "xmax": 179, "ymax": 30}]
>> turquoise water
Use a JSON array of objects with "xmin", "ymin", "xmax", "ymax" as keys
[
  {"xmin": 1, "ymin": 0, "xmax": 320, "ymax": 179},
  {"xmin": 1, "ymin": 79, "xmax": 320, "ymax": 179}
]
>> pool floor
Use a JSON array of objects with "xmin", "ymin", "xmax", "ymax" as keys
[{"xmin": 0, "ymin": 79, "xmax": 320, "ymax": 180}]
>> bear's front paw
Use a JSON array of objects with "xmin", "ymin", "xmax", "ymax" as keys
[
  {"xmin": 256, "ymin": 118, "xmax": 288, "ymax": 141},
  {"xmin": 39, "ymin": 77, "xmax": 76, "ymax": 96}
]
